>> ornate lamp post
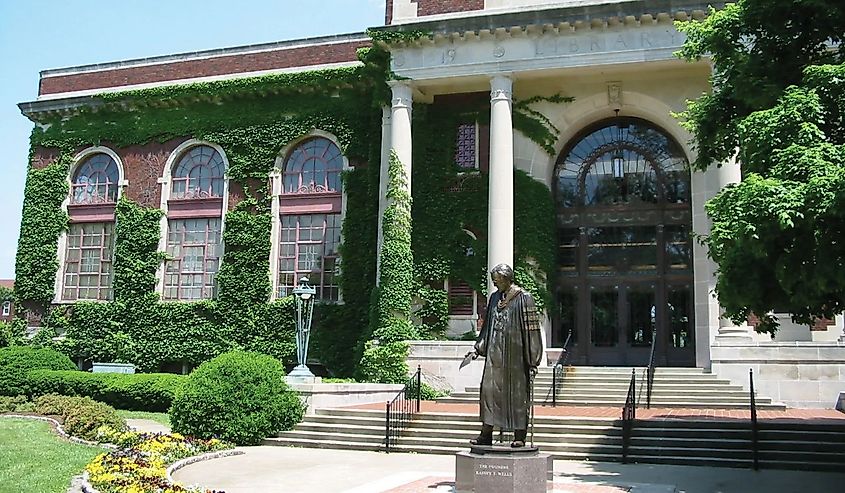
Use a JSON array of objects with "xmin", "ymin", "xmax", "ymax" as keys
[{"xmin": 289, "ymin": 276, "xmax": 316, "ymax": 379}]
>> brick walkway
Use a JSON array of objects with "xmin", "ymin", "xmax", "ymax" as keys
[{"xmin": 350, "ymin": 401, "xmax": 845, "ymax": 423}]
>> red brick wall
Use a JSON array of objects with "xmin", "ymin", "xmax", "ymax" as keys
[
  {"xmin": 416, "ymin": 0, "xmax": 484, "ymax": 16},
  {"xmin": 40, "ymin": 40, "xmax": 370, "ymax": 96},
  {"xmin": 120, "ymin": 138, "xmax": 188, "ymax": 208},
  {"xmin": 31, "ymin": 148, "xmax": 62, "ymax": 170}
]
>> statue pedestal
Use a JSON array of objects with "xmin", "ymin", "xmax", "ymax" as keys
[{"xmin": 455, "ymin": 445, "xmax": 551, "ymax": 493}]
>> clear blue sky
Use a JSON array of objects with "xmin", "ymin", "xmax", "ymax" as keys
[{"xmin": 0, "ymin": 0, "xmax": 385, "ymax": 279}]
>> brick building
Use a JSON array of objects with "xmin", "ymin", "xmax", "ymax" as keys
[{"xmin": 16, "ymin": 0, "xmax": 845, "ymax": 407}]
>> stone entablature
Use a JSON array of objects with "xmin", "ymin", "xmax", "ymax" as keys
[
  {"xmin": 389, "ymin": 21, "xmax": 691, "ymax": 81},
  {"xmin": 37, "ymin": 34, "xmax": 369, "ymax": 98},
  {"xmin": 377, "ymin": 1, "xmax": 719, "ymax": 81}
]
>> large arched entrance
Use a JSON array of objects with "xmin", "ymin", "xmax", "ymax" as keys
[{"xmin": 553, "ymin": 117, "xmax": 695, "ymax": 366}]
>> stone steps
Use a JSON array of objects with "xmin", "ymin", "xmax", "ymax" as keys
[
  {"xmin": 268, "ymin": 407, "xmax": 845, "ymax": 470},
  {"xmin": 443, "ymin": 365, "xmax": 786, "ymax": 410}
]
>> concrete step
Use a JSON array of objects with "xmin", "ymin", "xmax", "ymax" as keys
[
  {"xmin": 461, "ymin": 389, "xmax": 759, "ymax": 399},
  {"xmin": 438, "ymin": 396, "xmax": 784, "ymax": 410}
]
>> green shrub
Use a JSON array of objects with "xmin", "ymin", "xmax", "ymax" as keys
[
  {"xmin": 357, "ymin": 341, "xmax": 410, "ymax": 384},
  {"xmin": 0, "ymin": 346, "xmax": 76, "ymax": 396},
  {"xmin": 33, "ymin": 394, "xmax": 126, "ymax": 441},
  {"xmin": 169, "ymin": 350, "xmax": 304, "ymax": 445},
  {"xmin": 26, "ymin": 370, "xmax": 183, "ymax": 412},
  {"xmin": 0, "ymin": 395, "xmax": 29, "ymax": 412},
  {"xmin": 409, "ymin": 382, "xmax": 449, "ymax": 401}
]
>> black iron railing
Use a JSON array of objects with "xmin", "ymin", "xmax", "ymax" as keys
[
  {"xmin": 551, "ymin": 329, "xmax": 573, "ymax": 407},
  {"xmin": 622, "ymin": 368, "xmax": 636, "ymax": 463},
  {"xmin": 646, "ymin": 327, "xmax": 657, "ymax": 409},
  {"xmin": 384, "ymin": 365, "xmax": 422, "ymax": 453},
  {"xmin": 750, "ymin": 368, "xmax": 759, "ymax": 470}
]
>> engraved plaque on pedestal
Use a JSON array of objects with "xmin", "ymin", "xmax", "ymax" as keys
[{"xmin": 455, "ymin": 445, "xmax": 551, "ymax": 493}]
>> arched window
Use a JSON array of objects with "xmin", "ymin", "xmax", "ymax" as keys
[
  {"xmin": 282, "ymin": 137, "xmax": 343, "ymax": 194},
  {"xmin": 62, "ymin": 150, "xmax": 121, "ymax": 301},
  {"xmin": 171, "ymin": 145, "xmax": 225, "ymax": 199},
  {"xmin": 553, "ymin": 117, "xmax": 694, "ymax": 362},
  {"xmin": 163, "ymin": 143, "xmax": 227, "ymax": 301},
  {"xmin": 71, "ymin": 153, "xmax": 119, "ymax": 204}
]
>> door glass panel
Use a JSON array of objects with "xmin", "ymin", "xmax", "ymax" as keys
[
  {"xmin": 628, "ymin": 286, "xmax": 655, "ymax": 347},
  {"xmin": 665, "ymin": 225, "xmax": 692, "ymax": 272},
  {"xmin": 558, "ymin": 228, "xmax": 579, "ymax": 276},
  {"xmin": 591, "ymin": 289, "xmax": 618, "ymax": 347},
  {"xmin": 587, "ymin": 226, "xmax": 657, "ymax": 275},
  {"xmin": 668, "ymin": 285, "xmax": 692, "ymax": 348},
  {"xmin": 558, "ymin": 287, "xmax": 577, "ymax": 346}
]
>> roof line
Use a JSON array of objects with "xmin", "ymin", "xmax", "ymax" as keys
[{"xmin": 41, "ymin": 31, "xmax": 369, "ymax": 78}]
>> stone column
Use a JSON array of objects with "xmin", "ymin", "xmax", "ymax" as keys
[
  {"xmin": 487, "ymin": 74, "xmax": 515, "ymax": 295},
  {"xmin": 375, "ymin": 81, "xmax": 413, "ymax": 284},
  {"xmin": 389, "ymin": 81, "xmax": 413, "ymax": 195},
  {"xmin": 715, "ymin": 155, "xmax": 754, "ymax": 341},
  {"xmin": 375, "ymin": 106, "xmax": 392, "ymax": 285}
]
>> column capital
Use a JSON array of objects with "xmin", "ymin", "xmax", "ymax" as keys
[
  {"xmin": 388, "ymin": 81, "xmax": 413, "ymax": 109},
  {"xmin": 490, "ymin": 74, "xmax": 513, "ymax": 102}
]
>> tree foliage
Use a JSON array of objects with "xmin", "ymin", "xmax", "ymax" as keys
[{"xmin": 676, "ymin": 0, "xmax": 845, "ymax": 333}]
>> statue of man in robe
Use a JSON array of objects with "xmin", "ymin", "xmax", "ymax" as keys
[{"xmin": 467, "ymin": 263, "xmax": 544, "ymax": 448}]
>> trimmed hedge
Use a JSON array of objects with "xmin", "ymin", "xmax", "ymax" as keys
[
  {"xmin": 0, "ymin": 346, "xmax": 77, "ymax": 396},
  {"xmin": 169, "ymin": 350, "xmax": 304, "ymax": 445},
  {"xmin": 26, "ymin": 370, "xmax": 184, "ymax": 412}
]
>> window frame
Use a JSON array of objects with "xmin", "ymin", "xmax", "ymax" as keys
[{"xmin": 157, "ymin": 140, "xmax": 230, "ymax": 301}]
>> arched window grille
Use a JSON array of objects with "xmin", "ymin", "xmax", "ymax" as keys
[
  {"xmin": 70, "ymin": 153, "xmax": 119, "ymax": 205},
  {"xmin": 282, "ymin": 137, "xmax": 343, "ymax": 194},
  {"xmin": 171, "ymin": 145, "xmax": 225, "ymax": 199}
]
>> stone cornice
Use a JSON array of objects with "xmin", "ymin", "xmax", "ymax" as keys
[{"xmin": 371, "ymin": 0, "xmax": 721, "ymax": 47}]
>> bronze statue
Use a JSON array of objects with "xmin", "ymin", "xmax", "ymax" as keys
[{"xmin": 467, "ymin": 263, "xmax": 543, "ymax": 448}]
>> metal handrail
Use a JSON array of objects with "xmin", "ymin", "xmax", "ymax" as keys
[
  {"xmin": 551, "ymin": 329, "xmax": 573, "ymax": 407},
  {"xmin": 622, "ymin": 368, "xmax": 636, "ymax": 463},
  {"xmin": 384, "ymin": 365, "xmax": 422, "ymax": 453},
  {"xmin": 646, "ymin": 327, "xmax": 657, "ymax": 409},
  {"xmin": 750, "ymin": 368, "xmax": 759, "ymax": 470}
]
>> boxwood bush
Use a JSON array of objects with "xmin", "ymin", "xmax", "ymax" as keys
[
  {"xmin": 169, "ymin": 350, "xmax": 304, "ymax": 445},
  {"xmin": 26, "ymin": 370, "xmax": 184, "ymax": 412},
  {"xmin": 0, "ymin": 346, "xmax": 77, "ymax": 396}
]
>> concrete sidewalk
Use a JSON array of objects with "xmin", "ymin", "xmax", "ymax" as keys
[{"xmin": 171, "ymin": 446, "xmax": 845, "ymax": 493}]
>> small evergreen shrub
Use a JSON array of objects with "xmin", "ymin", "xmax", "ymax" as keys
[
  {"xmin": 169, "ymin": 350, "xmax": 304, "ymax": 445},
  {"xmin": 26, "ymin": 370, "xmax": 184, "ymax": 412},
  {"xmin": 32, "ymin": 393, "xmax": 126, "ymax": 441},
  {"xmin": 357, "ymin": 341, "xmax": 410, "ymax": 384},
  {"xmin": 0, "ymin": 395, "xmax": 29, "ymax": 412},
  {"xmin": 0, "ymin": 346, "xmax": 76, "ymax": 396}
]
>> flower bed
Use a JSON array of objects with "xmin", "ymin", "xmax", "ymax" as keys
[{"xmin": 85, "ymin": 426, "xmax": 234, "ymax": 493}]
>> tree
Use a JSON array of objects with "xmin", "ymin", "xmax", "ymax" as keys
[{"xmin": 675, "ymin": 0, "xmax": 845, "ymax": 333}]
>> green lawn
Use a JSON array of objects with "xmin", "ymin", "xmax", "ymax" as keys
[
  {"xmin": 116, "ymin": 409, "xmax": 171, "ymax": 427},
  {"xmin": 0, "ymin": 418, "xmax": 101, "ymax": 493}
]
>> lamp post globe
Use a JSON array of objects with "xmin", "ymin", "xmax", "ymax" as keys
[{"xmin": 289, "ymin": 276, "xmax": 317, "ymax": 380}]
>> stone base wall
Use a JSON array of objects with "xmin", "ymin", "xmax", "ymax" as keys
[
  {"xmin": 407, "ymin": 341, "xmax": 483, "ymax": 393},
  {"xmin": 711, "ymin": 342, "xmax": 845, "ymax": 409},
  {"xmin": 288, "ymin": 383, "xmax": 404, "ymax": 415}
]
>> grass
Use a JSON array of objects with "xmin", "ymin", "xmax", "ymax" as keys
[
  {"xmin": 0, "ymin": 418, "xmax": 101, "ymax": 493},
  {"xmin": 116, "ymin": 409, "xmax": 171, "ymax": 427}
]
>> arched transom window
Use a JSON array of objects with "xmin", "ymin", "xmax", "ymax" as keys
[
  {"xmin": 556, "ymin": 118, "xmax": 689, "ymax": 208},
  {"xmin": 71, "ymin": 153, "xmax": 119, "ymax": 205},
  {"xmin": 171, "ymin": 145, "xmax": 225, "ymax": 199},
  {"xmin": 282, "ymin": 137, "xmax": 343, "ymax": 194}
]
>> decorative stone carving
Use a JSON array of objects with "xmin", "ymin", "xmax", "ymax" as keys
[{"xmin": 607, "ymin": 81, "xmax": 623, "ymax": 107}]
